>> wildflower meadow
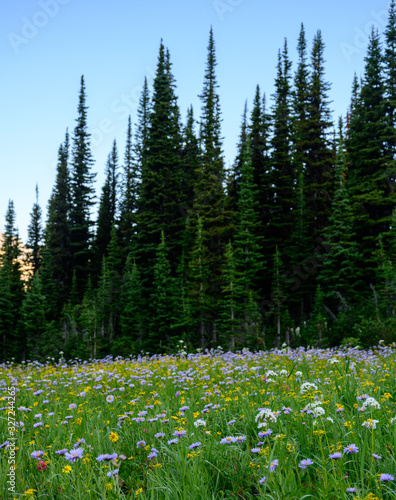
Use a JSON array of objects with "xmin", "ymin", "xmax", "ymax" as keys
[{"xmin": 1, "ymin": 344, "xmax": 396, "ymax": 499}]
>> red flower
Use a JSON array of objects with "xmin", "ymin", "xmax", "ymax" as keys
[{"xmin": 37, "ymin": 460, "xmax": 47, "ymax": 471}]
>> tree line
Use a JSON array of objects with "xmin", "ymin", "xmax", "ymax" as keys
[{"xmin": 2, "ymin": 5, "xmax": 396, "ymax": 362}]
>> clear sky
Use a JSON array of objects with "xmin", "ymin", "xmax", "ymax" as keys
[{"xmin": 1, "ymin": 0, "xmax": 391, "ymax": 242}]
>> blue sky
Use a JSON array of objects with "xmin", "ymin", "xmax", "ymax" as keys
[{"xmin": 1, "ymin": 0, "xmax": 391, "ymax": 242}]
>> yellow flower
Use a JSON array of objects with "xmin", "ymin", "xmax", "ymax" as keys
[
  {"xmin": 135, "ymin": 487, "xmax": 144, "ymax": 495},
  {"xmin": 23, "ymin": 489, "xmax": 37, "ymax": 497},
  {"xmin": 62, "ymin": 465, "xmax": 72, "ymax": 474},
  {"xmin": 109, "ymin": 431, "xmax": 119, "ymax": 443},
  {"xmin": 106, "ymin": 482, "xmax": 113, "ymax": 490}
]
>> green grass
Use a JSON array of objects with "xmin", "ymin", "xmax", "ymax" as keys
[{"xmin": 1, "ymin": 345, "xmax": 396, "ymax": 499}]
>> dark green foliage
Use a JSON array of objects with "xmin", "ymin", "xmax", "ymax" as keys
[
  {"xmin": 270, "ymin": 39, "xmax": 295, "ymax": 261},
  {"xmin": 44, "ymin": 130, "xmax": 72, "ymax": 306},
  {"xmin": 135, "ymin": 42, "xmax": 184, "ymax": 285},
  {"xmin": 119, "ymin": 256, "xmax": 146, "ymax": 355},
  {"xmin": 94, "ymin": 140, "xmax": 119, "ymax": 275},
  {"xmin": 13, "ymin": 16, "xmax": 396, "ymax": 360},
  {"xmin": 0, "ymin": 201, "xmax": 24, "ymax": 361},
  {"xmin": 26, "ymin": 184, "xmax": 43, "ymax": 275},
  {"xmin": 148, "ymin": 232, "xmax": 179, "ymax": 351},
  {"xmin": 21, "ymin": 272, "xmax": 47, "ymax": 361},
  {"xmin": 69, "ymin": 76, "xmax": 96, "ymax": 294},
  {"xmin": 319, "ymin": 119, "xmax": 363, "ymax": 311}
]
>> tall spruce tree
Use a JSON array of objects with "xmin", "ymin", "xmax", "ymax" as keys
[
  {"xmin": 0, "ymin": 201, "xmax": 24, "ymax": 361},
  {"xmin": 136, "ymin": 42, "xmax": 184, "ymax": 287},
  {"xmin": 44, "ymin": 130, "xmax": 72, "ymax": 305},
  {"xmin": 69, "ymin": 76, "xmax": 96, "ymax": 293},
  {"xmin": 94, "ymin": 139, "xmax": 119, "ymax": 273},
  {"xmin": 319, "ymin": 118, "xmax": 363, "ymax": 308},
  {"xmin": 304, "ymin": 30, "xmax": 334, "ymax": 239},
  {"xmin": 194, "ymin": 27, "xmax": 226, "ymax": 333},
  {"xmin": 270, "ymin": 39, "xmax": 295, "ymax": 262},
  {"xmin": 26, "ymin": 184, "xmax": 43, "ymax": 276},
  {"xmin": 346, "ymin": 28, "xmax": 393, "ymax": 281},
  {"xmin": 119, "ymin": 116, "xmax": 139, "ymax": 258}
]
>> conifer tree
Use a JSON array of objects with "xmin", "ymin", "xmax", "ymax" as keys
[
  {"xmin": 94, "ymin": 140, "xmax": 119, "ymax": 272},
  {"xmin": 21, "ymin": 272, "xmax": 47, "ymax": 361},
  {"xmin": 194, "ymin": 27, "xmax": 226, "ymax": 327},
  {"xmin": 292, "ymin": 23, "xmax": 311, "ymax": 176},
  {"xmin": 187, "ymin": 216, "xmax": 211, "ymax": 347},
  {"xmin": 69, "ymin": 76, "xmax": 96, "ymax": 293},
  {"xmin": 119, "ymin": 256, "xmax": 146, "ymax": 354},
  {"xmin": 347, "ymin": 28, "xmax": 393, "ymax": 279},
  {"xmin": 149, "ymin": 231, "xmax": 179, "ymax": 351},
  {"xmin": 270, "ymin": 39, "xmax": 295, "ymax": 261},
  {"xmin": 0, "ymin": 201, "xmax": 24, "ymax": 360},
  {"xmin": 319, "ymin": 118, "xmax": 363, "ymax": 308},
  {"xmin": 26, "ymin": 184, "xmax": 43, "ymax": 275},
  {"xmin": 270, "ymin": 246, "xmax": 289, "ymax": 347},
  {"xmin": 136, "ymin": 42, "xmax": 184, "ymax": 285},
  {"xmin": 304, "ymin": 30, "xmax": 334, "ymax": 238},
  {"xmin": 44, "ymin": 130, "xmax": 72, "ymax": 304},
  {"xmin": 119, "ymin": 116, "xmax": 138, "ymax": 257}
]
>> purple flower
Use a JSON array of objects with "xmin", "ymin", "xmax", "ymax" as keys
[
  {"xmin": 0, "ymin": 441, "xmax": 9, "ymax": 449},
  {"xmin": 344, "ymin": 444, "xmax": 359, "ymax": 454},
  {"xmin": 228, "ymin": 420, "xmax": 236, "ymax": 425},
  {"xmin": 372, "ymin": 453, "xmax": 382, "ymax": 460},
  {"xmin": 106, "ymin": 395, "xmax": 114, "ymax": 403},
  {"xmin": 155, "ymin": 432, "xmax": 165, "ymax": 439},
  {"xmin": 107, "ymin": 468, "xmax": 119, "ymax": 477},
  {"xmin": 346, "ymin": 487, "xmax": 356, "ymax": 493},
  {"xmin": 251, "ymin": 447, "xmax": 261, "ymax": 453},
  {"xmin": 33, "ymin": 422, "xmax": 43, "ymax": 428},
  {"xmin": 298, "ymin": 459, "xmax": 314, "ymax": 469},
  {"xmin": 147, "ymin": 451, "xmax": 158, "ymax": 460},
  {"xmin": 329, "ymin": 452, "xmax": 343, "ymax": 459},
  {"xmin": 68, "ymin": 403, "xmax": 77, "ymax": 409},
  {"xmin": 189, "ymin": 442, "xmax": 201, "ymax": 450},
  {"xmin": 173, "ymin": 430, "xmax": 186, "ymax": 437},
  {"xmin": 179, "ymin": 406, "xmax": 189, "ymax": 411},
  {"xmin": 220, "ymin": 436, "xmax": 236, "ymax": 444},
  {"xmin": 234, "ymin": 435, "xmax": 246, "ymax": 442},
  {"xmin": 259, "ymin": 476, "xmax": 266, "ymax": 484},
  {"xmin": 137, "ymin": 441, "xmax": 146, "ymax": 448},
  {"xmin": 380, "ymin": 473, "xmax": 395, "ymax": 482},
  {"xmin": 268, "ymin": 459, "xmax": 279, "ymax": 472},
  {"xmin": 31, "ymin": 450, "xmax": 44, "ymax": 459},
  {"xmin": 167, "ymin": 438, "xmax": 178, "ymax": 445},
  {"xmin": 55, "ymin": 449, "xmax": 68, "ymax": 455},
  {"xmin": 74, "ymin": 438, "xmax": 85, "ymax": 448},
  {"xmin": 65, "ymin": 447, "xmax": 84, "ymax": 462},
  {"xmin": 33, "ymin": 390, "xmax": 43, "ymax": 396},
  {"xmin": 258, "ymin": 429, "xmax": 272, "ymax": 438}
]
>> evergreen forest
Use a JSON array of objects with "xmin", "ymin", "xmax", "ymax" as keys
[{"xmin": 3, "ymin": 5, "xmax": 396, "ymax": 362}]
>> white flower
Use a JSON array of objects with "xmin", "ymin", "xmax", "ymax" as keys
[
  {"xmin": 362, "ymin": 419, "xmax": 379, "ymax": 429},
  {"xmin": 257, "ymin": 421, "xmax": 268, "ymax": 429},
  {"xmin": 194, "ymin": 419, "xmax": 206, "ymax": 428},
  {"xmin": 326, "ymin": 417, "xmax": 334, "ymax": 423},
  {"xmin": 300, "ymin": 382, "xmax": 318, "ymax": 394},
  {"xmin": 361, "ymin": 397, "xmax": 381, "ymax": 411},
  {"xmin": 256, "ymin": 408, "xmax": 278, "ymax": 423},
  {"xmin": 390, "ymin": 417, "xmax": 396, "ymax": 425},
  {"xmin": 295, "ymin": 371, "xmax": 303, "ymax": 378},
  {"xmin": 329, "ymin": 357, "xmax": 340, "ymax": 364},
  {"xmin": 265, "ymin": 370, "xmax": 278, "ymax": 378},
  {"xmin": 279, "ymin": 370, "xmax": 288, "ymax": 376},
  {"xmin": 313, "ymin": 406, "xmax": 325, "ymax": 417}
]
